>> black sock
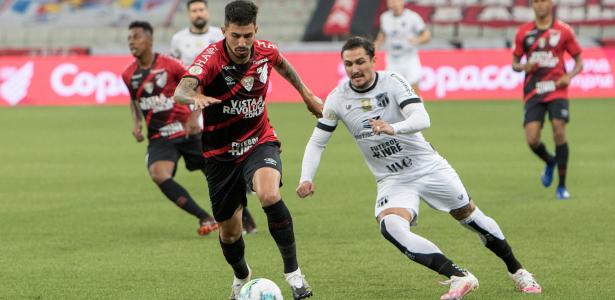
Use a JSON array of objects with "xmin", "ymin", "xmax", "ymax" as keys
[
  {"xmin": 529, "ymin": 142, "xmax": 555, "ymax": 165},
  {"xmin": 263, "ymin": 200, "xmax": 298, "ymax": 273},
  {"xmin": 158, "ymin": 178, "xmax": 209, "ymax": 219},
  {"xmin": 485, "ymin": 238, "xmax": 523, "ymax": 274},
  {"xmin": 220, "ymin": 237, "xmax": 250, "ymax": 279},
  {"xmin": 556, "ymin": 143, "xmax": 569, "ymax": 187}
]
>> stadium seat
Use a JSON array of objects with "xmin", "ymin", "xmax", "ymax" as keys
[
  {"xmin": 578, "ymin": 25, "xmax": 602, "ymax": 39},
  {"xmin": 461, "ymin": 37, "xmax": 508, "ymax": 49}
]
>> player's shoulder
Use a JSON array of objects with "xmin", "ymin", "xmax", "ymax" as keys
[
  {"xmin": 404, "ymin": 9, "xmax": 422, "ymax": 20},
  {"xmin": 157, "ymin": 53, "xmax": 184, "ymax": 67},
  {"xmin": 253, "ymin": 39, "xmax": 279, "ymax": 52},
  {"xmin": 209, "ymin": 26, "xmax": 224, "ymax": 35},
  {"xmin": 380, "ymin": 10, "xmax": 393, "ymax": 21},
  {"xmin": 517, "ymin": 22, "xmax": 535, "ymax": 34},
  {"xmin": 553, "ymin": 20, "xmax": 574, "ymax": 34},
  {"xmin": 382, "ymin": 71, "xmax": 408, "ymax": 85},
  {"xmin": 121, "ymin": 60, "xmax": 138, "ymax": 78},
  {"xmin": 171, "ymin": 28, "xmax": 190, "ymax": 40}
]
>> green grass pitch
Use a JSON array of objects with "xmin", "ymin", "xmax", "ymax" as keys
[{"xmin": 1, "ymin": 100, "xmax": 614, "ymax": 299}]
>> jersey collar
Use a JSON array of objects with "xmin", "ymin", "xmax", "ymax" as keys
[{"xmin": 349, "ymin": 72, "xmax": 379, "ymax": 94}]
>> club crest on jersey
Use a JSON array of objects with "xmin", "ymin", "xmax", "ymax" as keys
[
  {"xmin": 360, "ymin": 99, "xmax": 372, "ymax": 111},
  {"xmin": 549, "ymin": 30, "xmax": 561, "ymax": 47},
  {"xmin": 376, "ymin": 93, "xmax": 390, "ymax": 107},
  {"xmin": 144, "ymin": 82, "xmax": 154, "ymax": 94},
  {"xmin": 188, "ymin": 65, "xmax": 203, "ymax": 76},
  {"xmin": 241, "ymin": 76, "xmax": 254, "ymax": 91},
  {"xmin": 155, "ymin": 71, "xmax": 167, "ymax": 88},
  {"xmin": 538, "ymin": 37, "xmax": 546, "ymax": 49}
]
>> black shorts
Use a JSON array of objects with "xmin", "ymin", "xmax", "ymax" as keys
[
  {"xmin": 523, "ymin": 98, "xmax": 570, "ymax": 126},
  {"xmin": 204, "ymin": 142, "xmax": 282, "ymax": 222},
  {"xmin": 146, "ymin": 134, "xmax": 205, "ymax": 173}
]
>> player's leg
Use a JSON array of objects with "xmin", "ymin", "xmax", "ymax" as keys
[
  {"xmin": 548, "ymin": 99, "xmax": 571, "ymax": 199},
  {"xmin": 242, "ymin": 207, "xmax": 257, "ymax": 234},
  {"xmin": 375, "ymin": 178, "xmax": 477, "ymax": 300},
  {"xmin": 147, "ymin": 141, "xmax": 214, "ymax": 234},
  {"xmin": 177, "ymin": 135, "xmax": 218, "ymax": 234},
  {"xmin": 524, "ymin": 100, "xmax": 556, "ymax": 187},
  {"xmin": 203, "ymin": 159, "xmax": 251, "ymax": 300},
  {"xmin": 245, "ymin": 142, "xmax": 311, "ymax": 300},
  {"xmin": 419, "ymin": 162, "xmax": 541, "ymax": 293}
]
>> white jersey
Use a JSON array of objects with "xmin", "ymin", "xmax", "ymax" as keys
[
  {"xmin": 319, "ymin": 71, "xmax": 441, "ymax": 181},
  {"xmin": 379, "ymin": 9, "xmax": 426, "ymax": 58},
  {"xmin": 170, "ymin": 27, "xmax": 224, "ymax": 66}
]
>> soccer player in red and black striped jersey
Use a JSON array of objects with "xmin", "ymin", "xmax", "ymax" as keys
[
  {"xmin": 174, "ymin": 2, "xmax": 322, "ymax": 299},
  {"xmin": 121, "ymin": 21, "xmax": 218, "ymax": 236},
  {"xmin": 512, "ymin": 0, "xmax": 583, "ymax": 200}
]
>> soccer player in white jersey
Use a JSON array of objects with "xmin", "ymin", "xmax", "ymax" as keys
[
  {"xmin": 171, "ymin": 0, "xmax": 224, "ymax": 66},
  {"xmin": 296, "ymin": 37, "xmax": 542, "ymax": 299},
  {"xmin": 374, "ymin": 0, "xmax": 430, "ymax": 93}
]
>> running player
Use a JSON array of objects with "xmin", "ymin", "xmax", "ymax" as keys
[
  {"xmin": 173, "ymin": 1, "xmax": 322, "ymax": 299},
  {"xmin": 171, "ymin": 0, "xmax": 257, "ymax": 234},
  {"xmin": 297, "ymin": 36, "xmax": 542, "ymax": 299},
  {"xmin": 122, "ymin": 21, "xmax": 217, "ymax": 236},
  {"xmin": 374, "ymin": 0, "xmax": 431, "ymax": 93},
  {"xmin": 512, "ymin": 0, "xmax": 583, "ymax": 200}
]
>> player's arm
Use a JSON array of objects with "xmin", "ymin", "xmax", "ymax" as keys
[
  {"xmin": 173, "ymin": 77, "xmax": 221, "ymax": 110},
  {"xmin": 129, "ymin": 98, "xmax": 144, "ymax": 142},
  {"xmin": 411, "ymin": 29, "xmax": 431, "ymax": 45},
  {"xmin": 556, "ymin": 54, "xmax": 583, "ymax": 88},
  {"xmin": 296, "ymin": 126, "xmax": 334, "ymax": 198},
  {"xmin": 512, "ymin": 55, "xmax": 536, "ymax": 73},
  {"xmin": 370, "ymin": 102, "xmax": 430, "ymax": 135},
  {"xmin": 274, "ymin": 56, "xmax": 323, "ymax": 118},
  {"xmin": 374, "ymin": 31, "xmax": 385, "ymax": 49}
]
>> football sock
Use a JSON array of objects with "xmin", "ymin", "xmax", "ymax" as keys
[
  {"xmin": 263, "ymin": 200, "xmax": 298, "ymax": 273},
  {"xmin": 529, "ymin": 142, "xmax": 556, "ymax": 165},
  {"xmin": 380, "ymin": 214, "xmax": 466, "ymax": 278},
  {"xmin": 158, "ymin": 178, "xmax": 209, "ymax": 219},
  {"xmin": 459, "ymin": 208, "xmax": 522, "ymax": 273},
  {"xmin": 220, "ymin": 236, "xmax": 250, "ymax": 279},
  {"xmin": 242, "ymin": 207, "xmax": 257, "ymax": 229},
  {"xmin": 555, "ymin": 143, "xmax": 569, "ymax": 187}
]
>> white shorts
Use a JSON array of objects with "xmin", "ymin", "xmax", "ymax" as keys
[
  {"xmin": 374, "ymin": 160, "xmax": 470, "ymax": 226},
  {"xmin": 386, "ymin": 54, "xmax": 422, "ymax": 85}
]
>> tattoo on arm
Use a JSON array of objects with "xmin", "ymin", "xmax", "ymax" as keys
[
  {"xmin": 174, "ymin": 77, "xmax": 200, "ymax": 104},
  {"xmin": 275, "ymin": 57, "xmax": 304, "ymax": 93}
]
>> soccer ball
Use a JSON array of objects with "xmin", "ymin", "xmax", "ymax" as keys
[{"xmin": 239, "ymin": 278, "xmax": 283, "ymax": 300}]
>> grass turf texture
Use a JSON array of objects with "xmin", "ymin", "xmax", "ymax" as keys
[{"xmin": 1, "ymin": 100, "xmax": 613, "ymax": 299}]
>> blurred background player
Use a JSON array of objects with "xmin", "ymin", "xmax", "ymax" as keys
[
  {"xmin": 512, "ymin": 0, "xmax": 583, "ymax": 200},
  {"xmin": 171, "ymin": 0, "xmax": 257, "ymax": 234},
  {"xmin": 173, "ymin": 1, "xmax": 322, "ymax": 299},
  {"xmin": 374, "ymin": 0, "xmax": 431, "ymax": 94},
  {"xmin": 171, "ymin": 0, "xmax": 224, "ymax": 66},
  {"xmin": 121, "ymin": 21, "xmax": 218, "ymax": 236},
  {"xmin": 297, "ymin": 37, "xmax": 542, "ymax": 299}
]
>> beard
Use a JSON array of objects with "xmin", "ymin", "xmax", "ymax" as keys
[{"xmin": 192, "ymin": 18, "xmax": 207, "ymax": 30}]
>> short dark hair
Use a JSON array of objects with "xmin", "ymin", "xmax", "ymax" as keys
[
  {"xmin": 224, "ymin": 0, "xmax": 258, "ymax": 26},
  {"xmin": 128, "ymin": 20, "xmax": 154, "ymax": 36},
  {"xmin": 187, "ymin": 0, "xmax": 207, "ymax": 9},
  {"xmin": 341, "ymin": 36, "xmax": 375, "ymax": 59}
]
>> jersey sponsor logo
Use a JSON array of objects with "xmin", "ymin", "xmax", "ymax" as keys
[
  {"xmin": 222, "ymin": 65, "xmax": 237, "ymax": 70},
  {"xmin": 229, "ymin": 137, "xmax": 259, "ymax": 156},
  {"xmin": 222, "ymin": 96, "xmax": 265, "ymax": 118},
  {"xmin": 241, "ymin": 76, "xmax": 254, "ymax": 91},
  {"xmin": 188, "ymin": 65, "xmax": 203, "ymax": 75},
  {"xmin": 529, "ymin": 51, "xmax": 559, "ymax": 68},
  {"xmin": 354, "ymin": 131, "xmax": 375, "ymax": 139},
  {"xmin": 370, "ymin": 139, "xmax": 403, "ymax": 159},
  {"xmin": 535, "ymin": 80, "xmax": 556, "ymax": 94},
  {"xmin": 549, "ymin": 30, "xmax": 561, "ymax": 47},
  {"xmin": 361, "ymin": 98, "xmax": 372, "ymax": 111},
  {"xmin": 159, "ymin": 121, "xmax": 184, "ymax": 137},
  {"xmin": 256, "ymin": 64, "xmax": 268, "ymax": 84},
  {"xmin": 376, "ymin": 92, "xmax": 390, "ymax": 107},
  {"xmin": 385, "ymin": 156, "xmax": 413, "ymax": 173},
  {"xmin": 139, "ymin": 94, "xmax": 175, "ymax": 113},
  {"xmin": 376, "ymin": 196, "xmax": 389, "ymax": 208}
]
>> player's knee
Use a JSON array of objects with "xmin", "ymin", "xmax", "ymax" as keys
[
  {"xmin": 255, "ymin": 189, "xmax": 281, "ymax": 206},
  {"xmin": 149, "ymin": 171, "xmax": 171, "ymax": 185},
  {"xmin": 450, "ymin": 202, "xmax": 476, "ymax": 220},
  {"xmin": 526, "ymin": 138, "xmax": 541, "ymax": 148}
]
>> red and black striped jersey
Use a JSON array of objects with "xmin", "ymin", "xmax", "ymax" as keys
[
  {"xmin": 513, "ymin": 20, "xmax": 582, "ymax": 103},
  {"xmin": 183, "ymin": 39, "xmax": 282, "ymax": 163},
  {"xmin": 122, "ymin": 53, "xmax": 191, "ymax": 141}
]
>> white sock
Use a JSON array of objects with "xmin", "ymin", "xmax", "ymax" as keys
[
  {"xmin": 459, "ymin": 208, "xmax": 505, "ymax": 243},
  {"xmin": 380, "ymin": 214, "xmax": 442, "ymax": 255}
]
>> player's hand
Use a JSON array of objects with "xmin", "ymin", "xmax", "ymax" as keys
[
  {"xmin": 304, "ymin": 95, "xmax": 323, "ymax": 118},
  {"xmin": 556, "ymin": 74, "xmax": 572, "ymax": 88},
  {"xmin": 369, "ymin": 119, "xmax": 394, "ymax": 135},
  {"xmin": 409, "ymin": 37, "xmax": 420, "ymax": 45},
  {"xmin": 524, "ymin": 62, "xmax": 537, "ymax": 73},
  {"xmin": 194, "ymin": 95, "xmax": 222, "ymax": 110},
  {"xmin": 132, "ymin": 125, "xmax": 144, "ymax": 143},
  {"xmin": 184, "ymin": 121, "xmax": 201, "ymax": 137},
  {"xmin": 296, "ymin": 181, "xmax": 316, "ymax": 198}
]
